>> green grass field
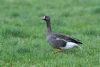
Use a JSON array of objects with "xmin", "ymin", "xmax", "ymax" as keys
[{"xmin": 0, "ymin": 0, "xmax": 100, "ymax": 67}]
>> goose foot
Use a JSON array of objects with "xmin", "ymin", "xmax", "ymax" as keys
[{"xmin": 53, "ymin": 48, "xmax": 64, "ymax": 53}]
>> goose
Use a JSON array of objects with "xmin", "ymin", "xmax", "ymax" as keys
[{"xmin": 42, "ymin": 16, "xmax": 82, "ymax": 52}]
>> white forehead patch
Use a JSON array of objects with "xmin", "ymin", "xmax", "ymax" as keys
[{"xmin": 42, "ymin": 16, "xmax": 46, "ymax": 19}]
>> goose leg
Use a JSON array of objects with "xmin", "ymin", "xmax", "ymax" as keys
[{"xmin": 54, "ymin": 48, "xmax": 64, "ymax": 53}]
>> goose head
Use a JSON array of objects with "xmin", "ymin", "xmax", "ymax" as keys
[{"xmin": 42, "ymin": 16, "xmax": 50, "ymax": 22}]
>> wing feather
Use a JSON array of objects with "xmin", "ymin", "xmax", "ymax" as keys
[{"xmin": 53, "ymin": 33, "xmax": 82, "ymax": 44}]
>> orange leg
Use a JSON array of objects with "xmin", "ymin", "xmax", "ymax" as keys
[{"xmin": 54, "ymin": 48, "xmax": 64, "ymax": 53}]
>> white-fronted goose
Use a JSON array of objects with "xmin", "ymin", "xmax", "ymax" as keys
[{"xmin": 42, "ymin": 16, "xmax": 82, "ymax": 52}]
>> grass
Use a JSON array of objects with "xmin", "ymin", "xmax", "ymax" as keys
[{"xmin": 0, "ymin": 0, "xmax": 100, "ymax": 67}]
